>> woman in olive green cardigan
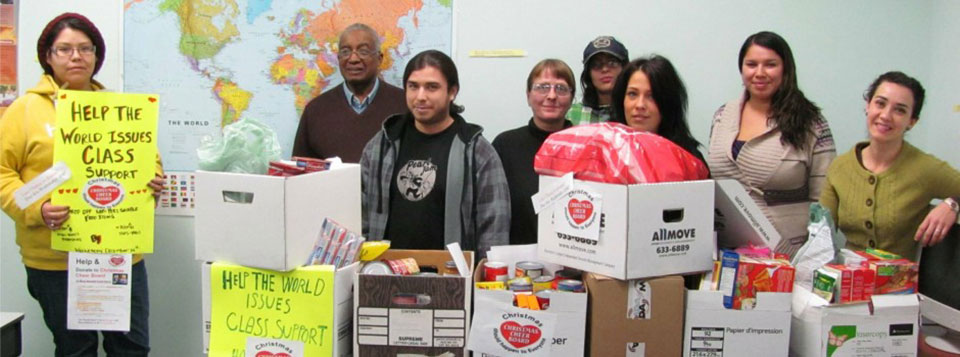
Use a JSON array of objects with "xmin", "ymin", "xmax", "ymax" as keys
[{"xmin": 820, "ymin": 71, "xmax": 960, "ymax": 260}]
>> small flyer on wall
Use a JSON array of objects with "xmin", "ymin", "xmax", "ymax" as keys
[
  {"xmin": 67, "ymin": 252, "xmax": 133, "ymax": 331},
  {"xmin": 156, "ymin": 171, "xmax": 196, "ymax": 216}
]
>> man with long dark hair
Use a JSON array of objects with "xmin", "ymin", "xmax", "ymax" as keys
[{"xmin": 360, "ymin": 50, "xmax": 509, "ymax": 257}]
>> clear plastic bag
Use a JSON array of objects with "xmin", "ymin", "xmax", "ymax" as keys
[{"xmin": 196, "ymin": 118, "xmax": 282, "ymax": 174}]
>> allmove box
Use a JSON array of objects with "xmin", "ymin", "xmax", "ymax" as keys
[
  {"xmin": 537, "ymin": 176, "xmax": 715, "ymax": 280},
  {"xmin": 468, "ymin": 259, "xmax": 588, "ymax": 357},
  {"xmin": 200, "ymin": 261, "xmax": 358, "ymax": 356},
  {"xmin": 195, "ymin": 164, "xmax": 361, "ymax": 271},
  {"xmin": 354, "ymin": 250, "xmax": 473, "ymax": 357},
  {"xmin": 683, "ymin": 290, "xmax": 792, "ymax": 357},
  {"xmin": 790, "ymin": 288, "xmax": 919, "ymax": 357},
  {"xmin": 714, "ymin": 179, "xmax": 782, "ymax": 250},
  {"xmin": 585, "ymin": 274, "xmax": 685, "ymax": 356}
]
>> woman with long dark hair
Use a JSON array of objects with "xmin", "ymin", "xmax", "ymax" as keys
[{"xmin": 707, "ymin": 31, "xmax": 836, "ymax": 257}]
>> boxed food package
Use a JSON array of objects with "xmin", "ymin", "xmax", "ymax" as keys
[
  {"xmin": 869, "ymin": 259, "xmax": 918, "ymax": 295},
  {"xmin": 354, "ymin": 250, "xmax": 473, "ymax": 356},
  {"xmin": 732, "ymin": 257, "xmax": 794, "ymax": 310},
  {"xmin": 195, "ymin": 164, "xmax": 361, "ymax": 271},
  {"xmin": 585, "ymin": 274, "xmax": 685, "ymax": 356},
  {"xmin": 537, "ymin": 175, "xmax": 714, "ymax": 280}
]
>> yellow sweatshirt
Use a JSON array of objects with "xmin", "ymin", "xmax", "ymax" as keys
[{"xmin": 0, "ymin": 75, "xmax": 162, "ymax": 270}]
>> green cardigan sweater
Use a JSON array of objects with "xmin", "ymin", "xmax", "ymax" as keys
[{"xmin": 820, "ymin": 141, "xmax": 960, "ymax": 260}]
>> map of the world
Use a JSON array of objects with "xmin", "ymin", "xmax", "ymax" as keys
[{"xmin": 124, "ymin": 0, "xmax": 453, "ymax": 170}]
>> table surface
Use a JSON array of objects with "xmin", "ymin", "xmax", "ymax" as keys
[{"xmin": 0, "ymin": 312, "xmax": 24, "ymax": 328}]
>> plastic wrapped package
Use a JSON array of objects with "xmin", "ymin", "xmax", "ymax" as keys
[
  {"xmin": 196, "ymin": 118, "xmax": 282, "ymax": 174},
  {"xmin": 534, "ymin": 122, "xmax": 709, "ymax": 184}
]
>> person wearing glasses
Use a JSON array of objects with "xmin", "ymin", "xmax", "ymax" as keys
[
  {"xmin": 293, "ymin": 23, "xmax": 407, "ymax": 162},
  {"xmin": 821, "ymin": 72, "xmax": 960, "ymax": 260},
  {"xmin": 566, "ymin": 36, "xmax": 629, "ymax": 126},
  {"xmin": 706, "ymin": 31, "xmax": 835, "ymax": 257},
  {"xmin": 492, "ymin": 59, "xmax": 576, "ymax": 244},
  {"xmin": 610, "ymin": 55, "xmax": 707, "ymax": 165},
  {"xmin": 0, "ymin": 13, "xmax": 162, "ymax": 355}
]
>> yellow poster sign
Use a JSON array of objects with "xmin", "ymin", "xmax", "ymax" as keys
[
  {"xmin": 51, "ymin": 90, "xmax": 159, "ymax": 253},
  {"xmin": 209, "ymin": 263, "xmax": 335, "ymax": 357}
]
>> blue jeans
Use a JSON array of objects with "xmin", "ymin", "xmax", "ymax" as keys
[{"xmin": 26, "ymin": 261, "xmax": 150, "ymax": 356}]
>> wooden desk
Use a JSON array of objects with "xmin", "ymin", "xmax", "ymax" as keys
[{"xmin": 1, "ymin": 312, "xmax": 24, "ymax": 357}]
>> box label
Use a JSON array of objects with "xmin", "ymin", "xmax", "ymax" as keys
[
  {"xmin": 627, "ymin": 280, "xmax": 652, "ymax": 319},
  {"xmin": 626, "ymin": 342, "xmax": 646, "ymax": 356},
  {"xmin": 825, "ymin": 323, "xmax": 917, "ymax": 357},
  {"xmin": 389, "ymin": 308, "xmax": 433, "ymax": 347},
  {"xmin": 689, "ymin": 327, "xmax": 724, "ymax": 357},
  {"xmin": 357, "ymin": 308, "xmax": 466, "ymax": 348},
  {"xmin": 554, "ymin": 188, "xmax": 602, "ymax": 243},
  {"xmin": 244, "ymin": 337, "xmax": 304, "ymax": 357}
]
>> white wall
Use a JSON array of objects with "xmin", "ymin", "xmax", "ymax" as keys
[
  {"xmin": 2, "ymin": 1, "xmax": 958, "ymax": 356},
  {"xmin": 454, "ymin": 0, "xmax": 956, "ymax": 165}
]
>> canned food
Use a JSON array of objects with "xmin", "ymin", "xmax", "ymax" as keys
[
  {"xmin": 508, "ymin": 277, "xmax": 533, "ymax": 292},
  {"xmin": 557, "ymin": 279, "xmax": 585, "ymax": 292},
  {"xmin": 533, "ymin": 275, "xmax": 554, "ymax": 292},
  {"xmin": 443, "ymin": 260, "xmax": 459, "ymax": 276},
  {"xmin": 515, "ymin": 261, "xmax": 544, "ymax": 279},
  {"xmin": 555, "ymin": 267, "xmax": 583, "ymax": 281},
  {"xmin": 384, "ymin": 258, "xmax": 419, "ymax": 275},
  {"xmin": 416, "ymin": 272, "xmax": 439, "ymax": 277},
  {"xmin": 475, "ymin": 281, "xmax": 506, "ymax": 290},
  {"xmin": 535, "ymin": 289, "xmax": 553, "ymax": 310},
  {"xmin": 483, "ymin": 261, "xmax": 509, "ymax": 282},
  {"xmin": 360, "ymin": 261, "xmax": 393, "ymax": 275}
]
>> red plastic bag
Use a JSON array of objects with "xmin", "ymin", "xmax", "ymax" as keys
[{"xmin": 534, "ymin": 123, "xmax": 708, "ymax": 184}]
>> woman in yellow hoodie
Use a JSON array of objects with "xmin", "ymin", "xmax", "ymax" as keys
[{"xmin": 0, "ymin": 13, "xmax": 162, "ymax": 355}]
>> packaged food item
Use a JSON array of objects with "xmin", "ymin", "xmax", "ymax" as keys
[
  {"xmin": 699, "ymin": 260, "xmax": 722, "ymax": 291},
  {"xmin": 385, "ymin": 258, "xmax": 420, "ymax": 275},
  {"xmin": 358, "ymin": 240, "xmax": 391, "ymax": 261},
  {"xmin": 291, "ymin": 156, "xmax": 331, "ymax": 172},
  {"xmin": 732, "ymin": 256, "xmax": 795, "ymax": 310},
  {"xmin": 267, "ymin": 160, "xmax": 305, "ymax": 176},
  {"xmin": 514, "ymin": 261, "xmax": 544, "ymax": 279},
  {"xmin": 483, "ymin": 261, "xmax": 509, "ymax": 282},
  {"xmin": 718, "ymin": 249, "xmax": 740, "ymax": 308},
  {"xmin": 532, "ymin": 275, "xmax": 554, "ymax": 292},
  {"xmin": 812, "ymin": 268, "xmax": 839, "ymax": 302},
  {"xmin": 870, "ymin": 259, "xmax": 918, "ymax": 295},
  {"xmin": 508, "ymin": 277, "xmax": 533, "ymax": 292},
  {"xmin": 361, "ymin": 261, "xmax": 393, "ymax": 275},
  {"xmin": 535, "ymin": 290, "xmax": 553, "ymax": 310},
  {"xmin": 443, "ymin": 261, "xmax": 459, "ymax": 276},
  {"xmin": 475, "ymin": 281, "xmax": 506, "ymax": 290},
  {"xmin": 557, "ymin": 279, "xmax": 585, "ymax": 293}
]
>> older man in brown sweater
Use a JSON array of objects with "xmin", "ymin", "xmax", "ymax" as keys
[{"xmin": 292, "ymin": 23, "xmax": 407, "ymax": 163}]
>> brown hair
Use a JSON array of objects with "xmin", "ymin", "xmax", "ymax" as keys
[{"xmin": 526, "ymin": 59, "xmax": 576, "ymax": 97}]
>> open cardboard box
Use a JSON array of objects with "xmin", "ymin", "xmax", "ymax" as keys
[
  {"xmin": 467, "ymin": 258, "xmax": 588, "ymax": 356},
  {"xmin": 354, "ymin": 249, "xmax": 473, "ymax": 356},
  {"xmin": 683, "ymin": 290, "xmax": 792, "ymax": 357},
  {"xmin": 195, "ymin": 164, "xmax": 361, "ymax": 271}
]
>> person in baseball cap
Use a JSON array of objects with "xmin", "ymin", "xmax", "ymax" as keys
[{"xmin": 567, "ymin": 35, "xmax": 629, "ymax": 125}]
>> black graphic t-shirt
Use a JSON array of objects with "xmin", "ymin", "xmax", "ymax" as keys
[{"xmin": 385, "ymin": 118, "xmax": 460, "ymax": 249}]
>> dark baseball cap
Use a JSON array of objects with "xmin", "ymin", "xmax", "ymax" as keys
[{"xmin": 582, "ymin": 36, "xmax": 628, "ymax": 64}]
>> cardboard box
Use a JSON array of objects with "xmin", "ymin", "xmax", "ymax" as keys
[
  {"xmin": 714, "ymin": 179, "xmax": 782, "ymax": 250},
  {"xmin": 195, "ymin": 164, "xmax": 361, "ymax": 271},
  {"xmin": 537, "ymin": 176, "xmax": 715, "ymax": 279},
  {"xmin": 585, "ymin": 274, "xmax": 685, "ymax": 356},
  {"xmin": 683, "ymin": 290, "xmax": 792, "ymax": 357},
  {"xmin": 354, "ymin": 250, "xmax": 473, "ymax": 357},
  {"xmin": 790, "ymin": 288, "xmax": 919, "ymax": 357},
  {"xmin": 200, "ymin": 261, "xmax": 357, "ymax": 356},
  {"xmin": 468, "ymin": 259, "xmax": 588, "ymax": 356}
]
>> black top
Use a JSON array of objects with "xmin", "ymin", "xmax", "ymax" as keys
[
  {"xmin": 492, "ymin": 118, "xmax": 572, "ymax": 245},
  {"xmin": 385, "ymin": 118, "xmax": 461, "ymax": 249}
]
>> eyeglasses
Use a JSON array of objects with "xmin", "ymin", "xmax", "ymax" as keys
[
  {"xmin": 50, "ymin": 45, "xmax": 96, "ymax": 58},
  {"xmin": 590, "ymin": 59, "xmax": 622, "ymax": 70},
  {"xmin": 337, "ymin": 48, "xmax": 377, "ymax": 60},
  {"xmin": 532, "ymin": 83, "xmax": 572, "ymax": 96}
]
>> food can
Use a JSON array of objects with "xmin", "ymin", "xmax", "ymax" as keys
[
  {"xmin": 483, "ymin": 261, "xmax": 509, "ymax": 282},
  {"xmin": 360, "ymin": 261, "xmax": 393, "ymax": 275},
  {"xmin": 384, "ymin": 258, "xmax": 419, "ymax": 275},
  {"xmin": 557, "ymin": 279, "xmax": 585, "ymax": 292},
  {"xmin": 535, "ymin": 289, "xmax": 553, "ymax": 310},
  {"xmin": 515, "ymin": 261, "xmax": 544, "ymax": 279},
  {"xmin": 532, "ymin": 275, "xmax": 554, "ymax": 292},
  {"xmin": 443, "ymin": 260, "xmax": 459, "ymax": 276},
  {"xmin": 508, "ymin": 277, "xmax": 533, "ymax": 292},
  {"xmin": 555, "ymin": 267, "xmax": 583, "ymax": 281}
]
